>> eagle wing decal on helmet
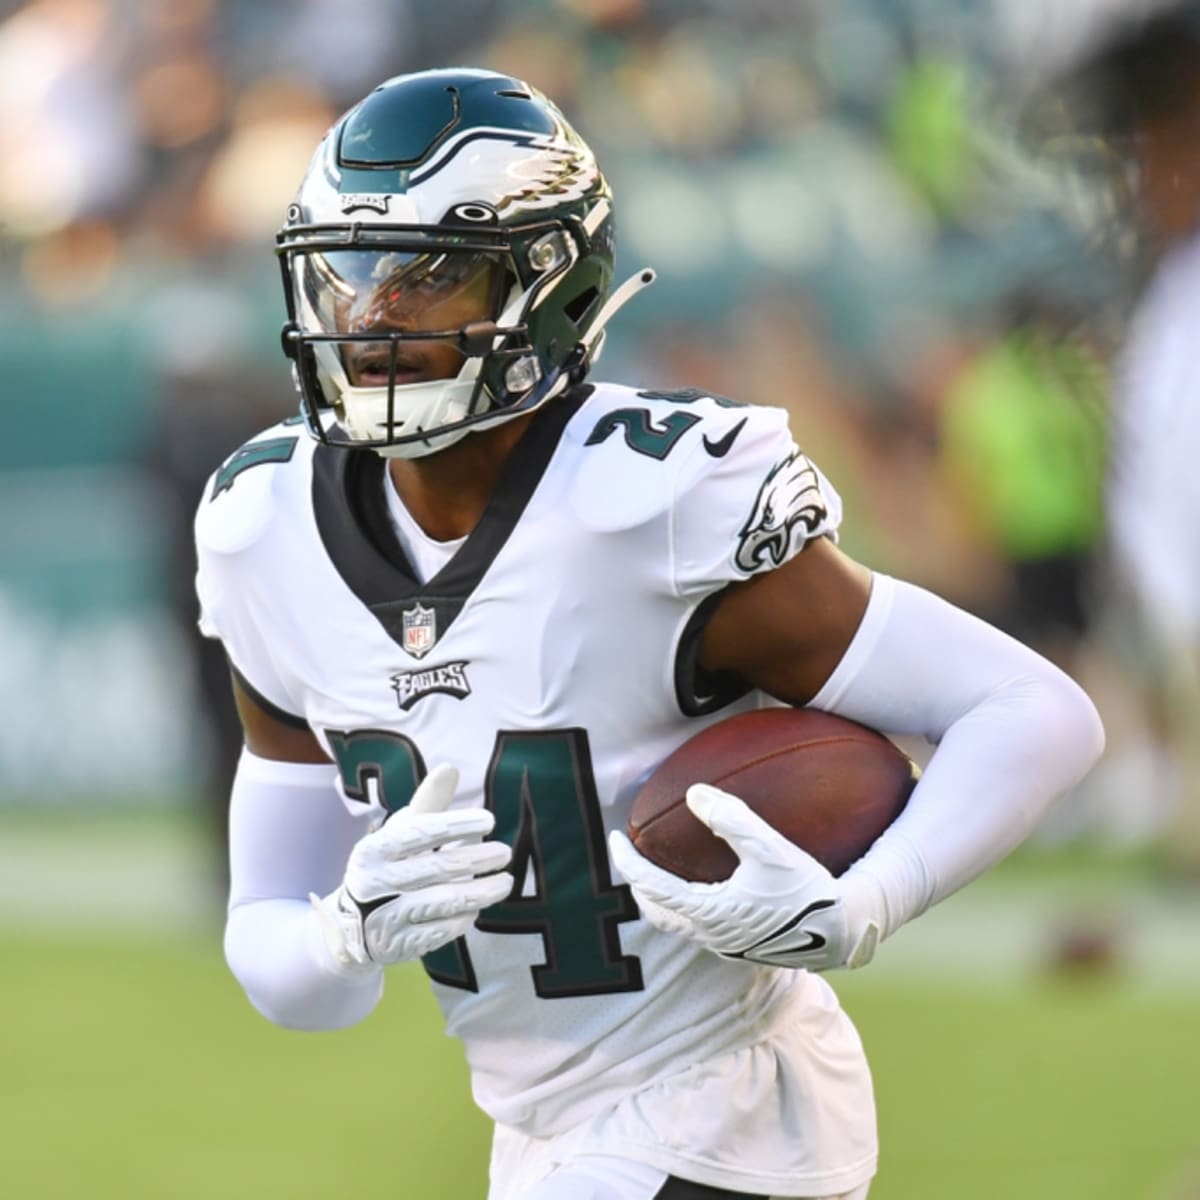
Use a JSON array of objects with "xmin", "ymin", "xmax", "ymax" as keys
[
  {"xmin": 734, "ymin": 448, "xmax": 830, "ymax": 574},
  {"xmin": 501, "ymin": 142, "xmax": 601, "ymax": 211},
  {"xmin": 410, "ymin": 128, "xmax": 600, "ymax": 214}
]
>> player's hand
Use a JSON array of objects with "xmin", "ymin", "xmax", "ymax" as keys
[
  {"xmin": 310, "ymin": 764, "xmax": 513, "ymax": 971},
  {"xmin": 609, "ymin": 783, "xmax": 881, "ymax": 972}
]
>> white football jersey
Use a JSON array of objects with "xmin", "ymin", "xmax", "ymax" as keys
[{"xmin": 195, "ymin": 381, "xmax": 875, "ymax": 1187}]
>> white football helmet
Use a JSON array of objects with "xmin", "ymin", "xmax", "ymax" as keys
[{"xmin": 276, "ymin": 67, "xmax": 652, "ymax": 458}]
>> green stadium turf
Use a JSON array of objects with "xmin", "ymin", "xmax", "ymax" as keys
[
  {"xmin": 839, "ymin": 974, "xmax": 1200, "ymax": 1200},
  {"xmin": 2, "ymin": 928, "xmax": 1197, "ymax": 1199}
]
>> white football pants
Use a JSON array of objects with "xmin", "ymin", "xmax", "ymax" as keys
[{"xmin": 516, "ymin": 1156, "xmax": 871, "ymax": 1200}]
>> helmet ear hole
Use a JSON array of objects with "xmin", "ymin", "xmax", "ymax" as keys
[{"xmin": 563, "ymin": 286, "xmax": 600, "ymax": 329}]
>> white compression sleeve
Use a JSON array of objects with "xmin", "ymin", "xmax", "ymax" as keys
[
  {"xmin": 812, "ymin": 574, "xmax": 1105, "ymax": 941},
  {"xmin": 225, "ymin": 749, "xmax": 384, "ymax": 1030}
]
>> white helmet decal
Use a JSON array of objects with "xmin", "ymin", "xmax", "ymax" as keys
[{"xmin": 408, "ymin": 127, "xmax": 601, "ymax": 217}]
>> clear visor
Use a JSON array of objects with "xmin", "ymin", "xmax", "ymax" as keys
[{"xmin": 295, "ymin": 247, "xmax": 506, "ymax": 337}]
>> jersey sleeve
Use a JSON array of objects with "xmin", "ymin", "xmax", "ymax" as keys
[
  {"xmin": 193, "ymin": 428, "xmax": 310, "ymax": 725},
  {"xmin": 670, "ymin": 402, "xmax": 843, "ymax": 602}
]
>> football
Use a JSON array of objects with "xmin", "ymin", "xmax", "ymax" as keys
[{"xmin": 627, "ymin": 707, "xmax": 919, "ymax": 882}]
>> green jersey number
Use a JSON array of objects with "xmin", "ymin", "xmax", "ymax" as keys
[
  {"xmin": 584, "ymin": 409, "xmax": 699, "ymax": 460},
  {"xmin": 325, "ymin": 727, "xmax": 644, "ymax": 999},
  {"xmin": 210, "ymin": 436, "xmax": 298, "ymax": 498},
  {"xmin": 584, "ymin": 390, "xmax": 749, "ymax": 460}
]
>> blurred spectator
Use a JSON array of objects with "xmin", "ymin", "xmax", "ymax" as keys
[
  {"xmin": 933, "ymin": 292, "xmax": 1109, "ymax": 667},
  {"xmin": 0, "ymin": 0, "xmax": 141, "ymax": 236},
  {"xmin": 1054, "ymin": 1, "xmax": 1200, "ymax": 871}
]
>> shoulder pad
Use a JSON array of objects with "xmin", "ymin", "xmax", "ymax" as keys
[
  {"xmin": 669, "ymin": 399, "xmax": 843, "ymax": 598},
  {"xmin": 565, "ymin": 383, "xmax": 766, "ymax": 532},
  {"xmin": 194, "ymin": 423, "xmax": 311, "ymax": 556}
]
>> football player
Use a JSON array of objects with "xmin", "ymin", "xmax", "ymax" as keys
[{"xmin": 196, "ymin": 68, "xmax": 1105, "ymax": 1200}]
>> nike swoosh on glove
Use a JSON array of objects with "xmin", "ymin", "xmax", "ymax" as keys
[
  {"xmin": 609, "ymin": 783, "xmax": 882, "ymax": 972},
  {"xmin": 311, "ymin": 764, "xmax": 513, "ymax": 972}
]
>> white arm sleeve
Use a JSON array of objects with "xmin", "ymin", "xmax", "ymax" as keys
[
  {"xmin": 225, "ymin": 749, "xmax": 384, "ymax": 1031},
  {"xmin": 813, "ymin": 574, "xmax": 1105, "ymax": 941}
]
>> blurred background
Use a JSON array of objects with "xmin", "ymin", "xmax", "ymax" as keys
[{"xmin": 1, "ymin": 0, "xmax": 1197, "ymax": 1197}]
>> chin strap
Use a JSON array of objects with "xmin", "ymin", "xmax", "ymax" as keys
[{"xmin": 581, "ymin": 267, "xmax": 657, "ymax": 368}]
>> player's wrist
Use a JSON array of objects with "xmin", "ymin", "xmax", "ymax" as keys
[
  {"xmin": 307, "ymin": 890, "xmax": 382, "ymax": 980},
  {"xmin": 841, "ymin": 831, "xmax": 932, "ymax": 943},
  {"xmin": 834, "ymin": 867, "xmax": 886, "ymax": 968}
]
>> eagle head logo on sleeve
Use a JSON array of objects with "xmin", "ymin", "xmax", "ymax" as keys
[{"xmin": 734, "ymin": 448, "xmax": 829, "ymax": 574}]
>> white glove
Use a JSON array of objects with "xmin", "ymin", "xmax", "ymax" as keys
[
  {"xmin": 310, "ymin": 764, "xmax": 513, "ymax": 971},
  {"xmin": 609, "ymin": 784, "xmax": 883, "ymax": 972}
]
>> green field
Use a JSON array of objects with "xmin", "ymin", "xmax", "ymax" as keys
[
  {"xmin": 4, "ymin": 932, "xmax": 1198, "ymax": 1199},
  {"xmin": 1, "ymin": 814, "xmax": 1198, "ymax": 1198}
]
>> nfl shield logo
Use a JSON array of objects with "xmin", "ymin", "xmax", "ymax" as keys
[{"xmin": 402, "ymin": 602, "xmax": 437, "ymax": 659}]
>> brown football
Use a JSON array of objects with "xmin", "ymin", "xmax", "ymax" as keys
[{"xmin": 628, "ymin": 708, "xmax": 919, "ymax": 882}]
